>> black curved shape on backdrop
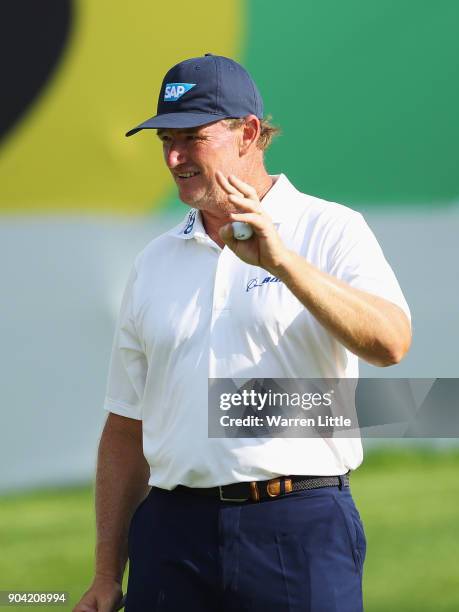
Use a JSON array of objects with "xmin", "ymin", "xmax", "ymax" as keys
[{"xmin": 0, "ymin": 0, "xmax": 74, "ymax": 142}]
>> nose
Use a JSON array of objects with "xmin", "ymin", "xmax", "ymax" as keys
[{"xmin": 164, "ymin": 140, "xmax": 187, "ymax": 169}]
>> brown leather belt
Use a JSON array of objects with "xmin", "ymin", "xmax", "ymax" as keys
[{"xmin": 173, "ymin": 473, "xmax": 350, "ymax": 503}]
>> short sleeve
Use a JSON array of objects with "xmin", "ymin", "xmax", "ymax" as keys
[
  {"xmin": 328, "ymin": 212, "xmax": 411, "ymax": 322},
  {"xmin": 103, "ymin": 264, "xmax": 147, "ymax": 419}
]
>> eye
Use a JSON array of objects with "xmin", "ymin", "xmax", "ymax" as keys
[{"xmin": 187, "ymin": 134, "xmax": 205, "ymax": 141}]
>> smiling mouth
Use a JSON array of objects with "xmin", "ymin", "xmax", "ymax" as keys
[{"xmin": 176, "ymin": 171, "xmax": 200, "ymax": 179}]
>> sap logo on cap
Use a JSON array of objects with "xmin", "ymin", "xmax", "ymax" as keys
[{"xmin": 164, "ymin": 83, "xmax": 196, "ymax": 101}]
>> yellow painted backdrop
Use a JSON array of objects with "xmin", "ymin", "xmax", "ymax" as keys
[{"xmin": 0, "ymin": 0, "xmax": 241, "ymax": 213}]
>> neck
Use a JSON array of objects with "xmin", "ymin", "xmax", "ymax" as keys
[{"xmin": 202, "ymin": 169, "xmax": 274, "ymax": 248}]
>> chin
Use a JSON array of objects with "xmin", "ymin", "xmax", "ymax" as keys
[
  {"xmin": 177, "ymin": 187, "xmax": 202, "ymax": 206},
  {"xmin": 177, "ymin": 185, "xmax": 228, "ymax": 214},
  {"xmin": 178, "ymin": 185, "xmax": 213, "ymax": 208}
]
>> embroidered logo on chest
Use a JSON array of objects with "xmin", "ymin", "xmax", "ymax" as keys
[{"xmin": 246, "ymin": 276, "xmax": 282, "ymax": 292}]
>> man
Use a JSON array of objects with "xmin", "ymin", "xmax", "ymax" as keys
[{"xmin": 74, "ymin": 54, "xmax": 411, "ymax": 612}]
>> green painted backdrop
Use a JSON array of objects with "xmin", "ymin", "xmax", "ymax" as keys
[{"xmin": 245, "ymin": 0, "xmax": 459, "ymax": 207}]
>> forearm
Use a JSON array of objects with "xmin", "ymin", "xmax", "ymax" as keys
[
  {"xmin": 275, "ymin": 250, "xmax": 411, "ymax": 367},
  {"xmin": 94, "ymin": 415, "xmax": 150, "ymax": 583}
]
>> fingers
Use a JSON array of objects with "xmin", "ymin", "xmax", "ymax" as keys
[
  {"xmin": 227, "ymin": 174, "xmax": 258, "ymax": 199},
  {"xmin": 229, "ymin": 213, "xmax": 266, "ymax": 234},
  {"xmin": 215, "ymin": 170, "xmax": 239, "ymax": 196},
  {"xmin": 73, "ymin": 581, "xmax": 123, "ymax": 612},
  {"xmin": 215, "ymin": 171, "xmax": 261, "ymax": 212},
  {"xmin": 73, "ymin": 603, "xmax": 97, "ymax": 611},
  {"xmin": 227, "ymin": 193, "xmax": 257, "ymax": 211}
]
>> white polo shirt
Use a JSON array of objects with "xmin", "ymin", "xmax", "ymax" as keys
[{"xmin": 104, "ymin": 174, "xmax": 410, "ymax": 489}]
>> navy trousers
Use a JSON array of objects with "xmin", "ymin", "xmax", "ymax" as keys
[{"xmin": 125, "ymin": 484, "xmax": 366, "ymax": 611}]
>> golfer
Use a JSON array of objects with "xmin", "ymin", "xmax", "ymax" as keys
[{"xmin": 74, "ymin": 54, "xmax": 411, "ymax": 612}]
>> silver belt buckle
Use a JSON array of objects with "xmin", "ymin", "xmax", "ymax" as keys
[{"xmin": 218, "ymin": 485, "xmax": 248, "ymax": 502}]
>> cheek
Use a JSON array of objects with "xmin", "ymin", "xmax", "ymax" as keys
[{"xmin": 208, "ymin": 146, "xmax": 238, "ymax": 171}]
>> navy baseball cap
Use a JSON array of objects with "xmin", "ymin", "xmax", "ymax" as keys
[{"xmin": 125, "ymin": 53, "xmax": 264, "ymax": 136}]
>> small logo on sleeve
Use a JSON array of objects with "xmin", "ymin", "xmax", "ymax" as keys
[
  {"xmin": 164, "ymin": 83, "xmax": 196, "ymax": 101},
  {"xmin": 246, "ymin": 276, "xmax": 281, "ymax": 292}
]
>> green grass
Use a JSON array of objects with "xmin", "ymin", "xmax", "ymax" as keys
[
  {"xmin": 352, "ymin": 448, "xmax": 459, "ymax": 611},
  {"xmin": 0, "ymin": 448, "xmax": 458, "ymax": 611},
  {"xmin": 0, "ymin": 486, "xmax": 101, "ymax": 610}
]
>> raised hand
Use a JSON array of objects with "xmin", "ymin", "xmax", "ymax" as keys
[{"xmin": 215, "ymin": 171, "xmax": 290, "ymax": 273}]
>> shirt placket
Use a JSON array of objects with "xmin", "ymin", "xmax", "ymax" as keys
[
  {"xmin": 208, "ymin": 248, "xmax": 235, "ymax": 379},
  {"xmin": 211, "ymin": 248, "xmax": 232, "ymax": 314}
]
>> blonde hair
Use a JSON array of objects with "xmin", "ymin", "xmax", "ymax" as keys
[{"xmin": 224, "ymin": 115, "xmax": 280, "ymax": 151}]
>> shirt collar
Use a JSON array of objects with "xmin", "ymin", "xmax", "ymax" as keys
[
  {"xmin": 259, "ymin": 173, "xmax": 296, "ymax": 223},
  {"xmin": 170, "ymin": 173, "xmax": 296, "ymax": 240},
  {"xmin": 169, "ymin": 208, "xmax": 207, "ymax": 240}
]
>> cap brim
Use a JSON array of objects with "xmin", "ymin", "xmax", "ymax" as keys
[{"xmin": 125, "ymin": 112, "xmax": 231, "ymax": 137}]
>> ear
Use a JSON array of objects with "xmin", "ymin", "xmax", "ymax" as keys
[{"xmin": 239, "ymin": 115, "xmax": 261, "ymax": 155}]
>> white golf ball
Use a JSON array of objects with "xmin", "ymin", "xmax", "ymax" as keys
[{"xmin": 232, "ymin": 221, "xmax": 253, "ymax": 240}]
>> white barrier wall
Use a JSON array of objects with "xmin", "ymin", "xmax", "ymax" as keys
[{"xmin": 1, "ymin": 207, "xmax": 458, "ymax": 491}]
